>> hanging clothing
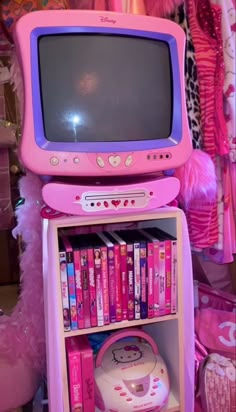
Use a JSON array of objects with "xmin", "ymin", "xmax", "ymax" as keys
[
  {"xmin": 186, "ymin": 0, "xmax": 228, "ymax": 159},
  {"xmin": 170, "ymin": 3, "xmax": 202, "ymax": 149},
  {"xmin": 184, "ymin": 0, "xmax": 228, "ymax": 248},
  {"xmin": 211, "ymin": 0, "xmax": 236, "ymax": 163}
]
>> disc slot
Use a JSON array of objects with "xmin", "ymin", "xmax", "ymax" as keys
[{"xmin": 85, "ymin": 192, "xmax": 146, "ymax": 201}]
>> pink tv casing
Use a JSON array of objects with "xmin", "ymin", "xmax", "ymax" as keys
[{"xmin": 14, "ymin": 10, "xmax": 192, "ymax": 178}]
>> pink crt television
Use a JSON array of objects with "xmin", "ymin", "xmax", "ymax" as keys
[{"xmin": 14, "ymin": 10, "xmax": 192, "ymax": 178}]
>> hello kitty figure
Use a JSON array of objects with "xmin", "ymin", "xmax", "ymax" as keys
[{"xmin": 94, "ymin": 329, "xmax": 170, "ymax": 412}]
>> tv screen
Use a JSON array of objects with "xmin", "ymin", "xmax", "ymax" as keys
[{"xmin": 38, "ymin": 34, "xmax": 173, "ymax": 143}]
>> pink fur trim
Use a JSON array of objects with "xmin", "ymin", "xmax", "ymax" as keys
[
  {"xmin": 174, "ymin": 150, "xmax": 217, "ymax": 209},
  {"xmin": 144, "ymin": 0, "xmax": 183, "ymax": 17},
  {"xmin": 0, "ymin": 172, "xmax": 45, "ymax": 410}
]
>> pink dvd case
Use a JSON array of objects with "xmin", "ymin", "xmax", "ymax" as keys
[
  {"xmin": 171, "ymin": 240, "xmax": 177, "ymax": 314},
  {"xmin": 94, "ymin": 246, "xmax": 104, "ymax": 327},
  {"xmin": 106, "ymin": 231, "xmax": 128, "ymax": 321},
  {"xmin": 60, "ymin": 235, "xmax": 78, "ymax": 330},
  {"xmin": 139, "ymin": 229, "xmax": 159, "ymax": 318},
  {"xmin": 66, "ymin": 337, "xmax": 83, "ymax": 412},
  {"xmin": 58, "ymin": 239, "xmax": 71, "ymax": 332},
  {"xmin": 147, "ymin": 242, "xmax": 154, "ymax": 318},
  {"xmin": 144, "ymin": 228, "xmax": 166, "ymax": 316},
  {"xmin": 164, "ymin": 238, "xmax": 172, "ymax": 315},
  {"xmin": 97, "ymin": 232, "xmax": 116, "ymax": 323},
  {"xmin": 80, "ymin": 248, "xmax": 91, "ymax": 329},
  {"xmin": 87, "ymin": 248, "xmax": 97, "ymax": 327},
  {"xmin": 73, "ymin": 247, "xmax": 84, "ymax": 330},
  {"xmin": 101, "ymin": 246, "xmax": 110, "ymax": 325}
]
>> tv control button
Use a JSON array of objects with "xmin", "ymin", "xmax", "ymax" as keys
[
  {"xmin": 125, "ymin": 155, "xmax": 133, "ymax": 167},
  {"xmin": 153, "ymin": 378, "xmax": 159, "ymax": 382},
  {"xmin": 120, "ymin": 392, "xmax": 127, "ymax": 397},
  {"xmin": 50, "ymin": 156, "xmax": 59, "ymax": 166},
  {"xmin": 97, "ymin": 156, "xmax": 105, "ymax": 168},
  {"xmin": 73, "ymin": 157, "xmax": 80, "ymax": 164},
  {"xmin": 108, "ymin": 155, "xmax": 121, "ymax": 167},
  {"xmin": 114, "ymin": 386, "xmax": 122, "ymax": 391}
]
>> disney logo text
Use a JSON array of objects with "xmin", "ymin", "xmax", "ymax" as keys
[{"xmin": 99, "ymin": 16, "xmax": 116, "ymax": 24}]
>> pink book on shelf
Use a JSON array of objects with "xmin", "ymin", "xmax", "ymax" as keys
[
  {"xmin": 77, "ymin": 335, "xmax": 95, "ymax": 412},
  {"xmin": 87, "ymin": 248, "xmax": 97, "ymax": 327},
  {"xmin": 101, "ymin": 245, "xmax": 110, "ymax": 325},
  {"xmin": 73, "ymin": 248, "xmax": 84, "ymax": 329},
  {"xmin": 66, "ymin": 337, "xmax": 83, "ymax": 412}
]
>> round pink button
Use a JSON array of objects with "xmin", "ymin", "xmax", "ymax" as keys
[
  {"xmin": 120, "ymin": 392, "xmax": 127, "ymax": 397},
  {"xmin": 114, "ymin": 386, "xmax": 122, "ymax": 391},
  {"xmin": 152, "ymin": 385, "xmax": 158, "ymax": 389},
  {"xmin": 126, "ymin": 398, "xmax": 132, "ymax": 402},
  {"xmin": 151, "ymin": 392, "xmax": 156, "ymax": 396},
  {"xmin": 153, "ymin": 378, "xmax": 159, "ymax": 382}
]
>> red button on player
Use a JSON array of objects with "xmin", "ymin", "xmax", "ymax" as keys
[
  {"xmin": 114, "ymin": 386, "xmax": 122, "ymax": 391},
  {"xmin": 120, "ymin": 392, "xmax": 127, "ymax": 397},
  {"xmin": 124, "ymin": 200, "xmax": 128, "ymax": 206},
  {"xmin": 104, "ymin": 201, "xmax": 109, "ymax": 208}
]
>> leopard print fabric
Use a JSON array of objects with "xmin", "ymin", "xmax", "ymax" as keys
[{"xmin": 170, "ymin": 3, "xmax": 202, "ymax": 149}]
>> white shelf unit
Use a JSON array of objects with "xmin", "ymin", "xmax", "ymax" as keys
[{"xmin": 42, "ymin": 207, "xmax": 195, "ymax": 412}]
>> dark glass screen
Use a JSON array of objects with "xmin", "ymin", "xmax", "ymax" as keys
[{"xmin": 38, "ymin": 34, "xmax": 173, "ymax": 142}]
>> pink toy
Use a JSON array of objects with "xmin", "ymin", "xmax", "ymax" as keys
[
  {"xmin": 14, "ymin": 10, "xmax": 192, "ymax": 178},
  {"xmin": 0, "ymin": 172, "xmax": 45, "ymax": 411},
  {"xmin": 94, "ymin": 328, "xmax": 170, "ymax": 412}
]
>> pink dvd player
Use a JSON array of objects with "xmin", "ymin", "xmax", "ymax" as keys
[{"xmin": 42, "ymin": 176, "xmax": 180, "ymax": 216}]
